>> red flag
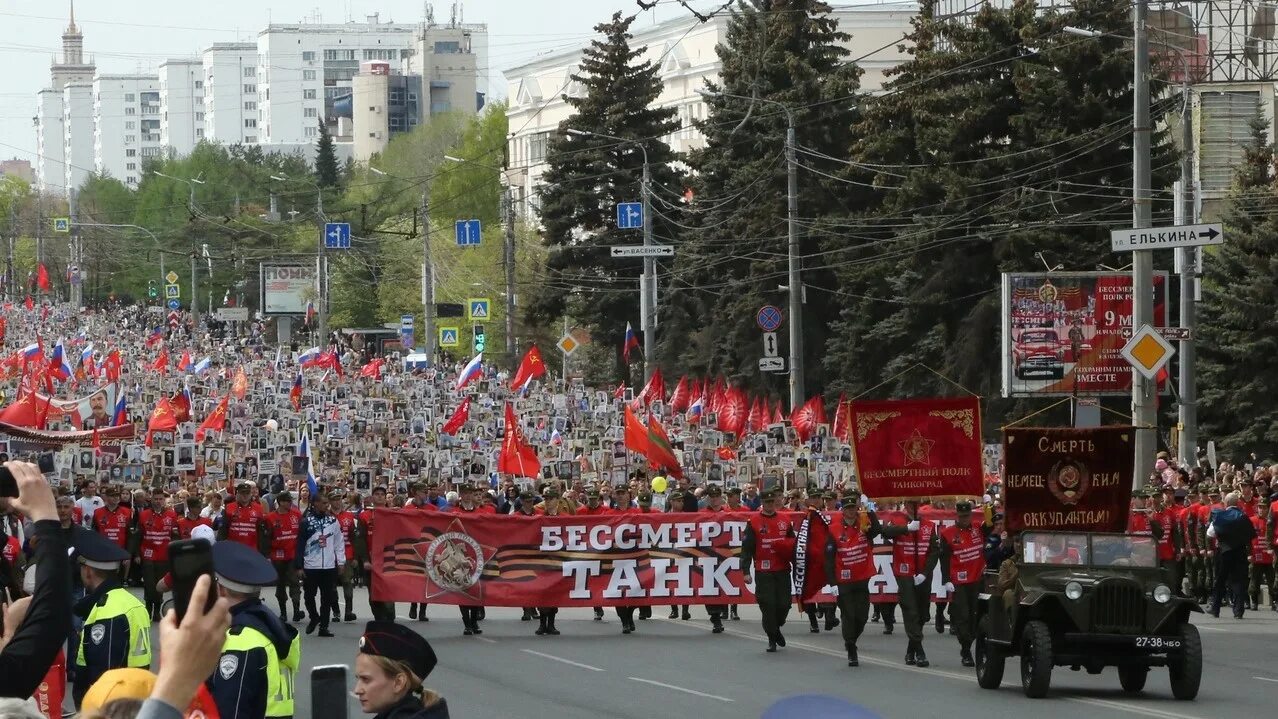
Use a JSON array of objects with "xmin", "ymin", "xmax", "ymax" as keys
[
  {"xmin": 668, "ymin": 375, "xmax": 690, "ymax": 413},
  {"xmin": 231, "ymin": 366, "xmax": 248, "ymax": 400},
  {"xmin": 36, "ymin": 264, "xmax": 50, "ymax": 291},
  {"xmin": 441, "ymin": 397, "xmax": 471, "ymax": 436},
  {"xmin": 831, "ymin": 393, "xmax": 849, "ymax": 442},
  {"xmin": 178, "ymin": 351, "xmax": 194, "ymax": 372},
  {"xmin": 103, "ymin": 350, "xmax": 122, "ymax": 383},
  {"xmin": 613, "ymin": 383, "xmax": 626, "ymax": 400},
  {"xmin": 0, "ymin": 389, "xmax": 40, "ymax": 427},
  {"xmin": 645, "ymin": 415, "xmax": 683, "ymax": 479},
  {"xmin": 24, "ymin": 295, "xmax": 33, "ymax": 311},
  {"xmin": 145, "ymin": 397, "xmax": 178, "ymax": 447},
  {"xmin": 359, "ymin": 358, "xmax": 385, "ymax": 380},
  {"xmin": 152, "ymin": 348, "xmax": 169, "ymax": 374},
  {"xmin": 289, "ymin": 372, "xmax": 303, "ymax": 411},
  {"xmin": 810, "ymin": 394, "xmax": 828, "ymax": 426},
  {"xmin": 748, "ymin": 396, "xmax": 768, "ymax": 433},
  {"xmin": 708, "ymin": 377, "xmax": 726, "ymax": 414},
  {"xmin": 719, "ymin": 385, "xmax": 747, "ymax": 436},
  {"xmin": 195, "ymin": 394, "xmax": 230, "ymax": 442},
  {"xmin": 791, "ymin": 396, "xmax": 820, "ymax": 443},
  {"xmin": 0, "ymin": 317, "xmax": 6, "ymax": 344},
  {"xmin": 510, "ymin": 345, "xmax": 547, "ymax": 390},
  {"xmin": 716, "ymin": 446, "xmax": 737, "ymax": 461},
  {"xmin": 497, "ymin": 402, "xmax": 540, "ymax": 478},
  {"xmin": 171, "ymin": 389, "xmax": 191, "ymax": 423},
  {"xmin": 770, "ymin": 399, "xmax": 784, "ymax": 425},
  {"xmin": 623, "ymin": 405, "xmax": 650, "ymax": 456},
  {"xmin": 639, "ymin": 368, "xmax": 666, "ymax": 406}
]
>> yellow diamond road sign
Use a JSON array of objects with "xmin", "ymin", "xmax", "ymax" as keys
[
  {"xmin": 557, "ymin": 334, "xmax": 579, "ymax": 356},
  {"xmin": 1120, "ymin": 324, "xmax": 1175, "ymax": 380},
  {"xmin": 165, "ymin": 271, "xmax": 179, "ymax": 284}
]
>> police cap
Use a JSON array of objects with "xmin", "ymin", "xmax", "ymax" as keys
[
  {"xmin": 212, "ymin": 540, "xmax": 277, "ymax": 592},
  {"xmin": 72, "ymin": 526, "xmax": 130, "ymax": 570},
  {"xmin": 360, "ymin": 621, "xmax": 438, "ymax": 680},
  {"xmin": 584, "ymin": 488, "xmax": 602, "ymax": 499},
  {"xmin": 839, "ymin": 491, "xmax": 860, "ymax": 506},
  {"xmin": 705, "ymin": 485, "xmax": 723, "ymax": 497}
]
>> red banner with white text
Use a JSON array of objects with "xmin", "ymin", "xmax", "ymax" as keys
[
  {"xmin": 848, "ymin": 397, "xmax": 985, "ymax": 501},
  {"xmin": 370, "ymin": 508, "xmax": 969, "ymax": 606}
]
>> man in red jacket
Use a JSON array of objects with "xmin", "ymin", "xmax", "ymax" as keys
[
  {"xmin": 739, "ymin": 486, "xmax": 796, "ymax": 653},
  {"xmin": 134, "ymin": 490, "xmax": 179, "ymax": 620},
  {"xmin": 823, "ymin": 491, "xmax": 883, "ymax": 667},
  {"xmin": 576, "ymin": 488, "xmax": 612, "ymax": 621},
  {"xmin": 938, "ymin": 500, "xmax": 993, "ymax": 667},
  {"xmin": 880, "ymin": 499, "xmax": 939, "ymax": 667},
  {"xmin": 220, "ymin": 482, "xmax": 267, "ymax": 552},
  {"xmin": 175, "ymin": 497, "xmax": 211, "ymax": 539},
  {"xmin": 1249, "ymin": 500, "xmax": 1275, "ymax": 612},
  {"xmin": 92, "ymin": 485, "xmax": 133, "ymax": 582},
  {"xmin": 266, "ymin": 491, "xmax": 304, "ymax": 622},
  {"xmin": 334, "ymin": 491, "xmax": 359, "ymax": 623}
]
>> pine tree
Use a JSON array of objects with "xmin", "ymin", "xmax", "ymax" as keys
[
  {"xmin": 1197, "ymin": 114, "xmax": 1278, "ymax": 458},
  {"xmin": 529, "ymin": 11, "xmax": 681, "ymax": 378},
  {"xmin": 825, "ymin": 0, "xmax": 1177, "ymax": 416},
  {"xmin": 657, "ymin": 0, "xmax": 861, "ymax": 399},
  {"xmin": 315, "ymin": 118, "xmax": 340, "ymax": 189}
]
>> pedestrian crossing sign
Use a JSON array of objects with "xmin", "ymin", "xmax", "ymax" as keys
[
  {"xmin": 467, "ymin": 298, "xmax": 490, "ymax": 321},
  {"xmin": 439, "ymin": 326, "xmax": 460, "ymax": 347}
]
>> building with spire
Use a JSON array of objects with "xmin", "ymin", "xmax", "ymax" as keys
[{"xmin": 35, "ymin": 1, "xmax": 96, "ymax": 195}]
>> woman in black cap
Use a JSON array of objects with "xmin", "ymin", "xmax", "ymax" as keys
[{"xmin": 354, "ymin": 621, "xmax": 449, "ymax": 718}]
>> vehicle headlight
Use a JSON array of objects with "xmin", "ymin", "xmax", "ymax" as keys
[
  {"xmin": 1065, "ymin": 581, "xmax": 1083, "ymax": 600},
  {"xmin": 1153, "ymin": 585, "xmax": 1171, "ymax": 604}
]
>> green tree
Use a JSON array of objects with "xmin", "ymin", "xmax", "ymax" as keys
[
  {"xmin": 530, "ymin": 11, "xmax": 681, "ymax": 379},
  {"xmin": 315, "ymin": 119, "xmax": 340, "ymax": 189},
  {"xmin": 1197, "ymin": 114, "xmax": 1278, "ymax": 458},
  {"xmin": 656, "ymin": 0, "xmax": 861, "ymax": 398},
  {"xmin": 824, "ymin": 0, "xmax": 1177, "ymax": 421}
]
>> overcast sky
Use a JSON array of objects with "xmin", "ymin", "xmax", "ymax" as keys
[{"xmin": 0, "ymin": 0, "xmax": 707, "ymax": 166}]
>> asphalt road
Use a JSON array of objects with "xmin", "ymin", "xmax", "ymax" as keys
[
  {"xmin": 88, "ymin": 588, "xmax": 1278, "ymax": 719},
  {"xmin": 284, "ymin": 590, "xmax": 1277, "ymax": 719}
]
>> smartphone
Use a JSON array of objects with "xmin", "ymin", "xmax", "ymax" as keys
[
  {"xmin": 311, "ymin": 665, "xmax": 349, "ymax": 719},
  {"xmin": 0, "ymin": 454, "xmax": 56, "ymax": 497},
  {"xmin": 169, "ymin": 538, "xmax": 216, "ymax": 621}
]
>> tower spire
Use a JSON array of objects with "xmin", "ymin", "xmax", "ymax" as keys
[{"xmin": 67, "ymin": 0, "xmax": 77, "ymax": 33}]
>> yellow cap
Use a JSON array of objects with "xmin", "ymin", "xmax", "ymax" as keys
[{"xmin": 80, "ymin": 668, "xmax": 156, "ymax": 713}]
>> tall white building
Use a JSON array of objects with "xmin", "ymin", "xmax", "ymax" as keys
[
  {"xmin": 62, "ymin": 82, "xmax": 94, "ymax": 193},
  {"xmin": 503, "ymin": 3, "xmax": 915, "ymax": 218},
  {"xmin": 34, "ymin": 3, "xmax": 95, "ymax": 195},
  {"xmin": 159, "ymin": 59, "xmax": 205, "ymax": 157},
  {"xmin": 93, "ymin": 74, "xmax": 161, "ymax": 187},
  {"xmin": 256, "ymin": 14, "xmax": 421, "ymax": 146},
  {"xmin": 203, "ymin": 43, "xmax": 260, "ymax": 145}
]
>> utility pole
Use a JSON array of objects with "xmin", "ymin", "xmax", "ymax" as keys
[
  {"xmin": 1176, "ymin": 64, "xmax": 1197, "ymax": 467},
  {"xmin": 316, "ymin": 188, "xmax": 327, "ymax": 346},
  {"xmin": 783, "ymin": 112, "xmax": 803, "ymax": 410},
  {"xmin": 7, "ymin": 197, "xmax": 16, "ymax": 302},
  {"xmin": 640, "ymin": 157, "xmax": 655, "ymax": 381},
  {"xmin": 503, "ymin": 186, "xmax": 516, "ymax": 360},
  {"xmin": 68, "ymin": 188, "xmax": 80, "ymax": 308},
  {"xmin": 191, "ymin": 245, "xmax": 200, "ymax": 331},
  {"xmin": 1131, "ymin": 0, "xmax": 1156, "ymax": 488},
  {"xmin": 421, "ymin": 186, "xmax": 435, "ymax": 361}
]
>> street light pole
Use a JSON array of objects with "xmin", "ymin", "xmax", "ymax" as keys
[
  {"xmin": 273, "ymin": 174, "xmax": 327, "ymax": 345},
  {"xmin": 565, "ymin": 128, "xmax": 655, "ymax": 379},
  {"xmin": 1131, "ymin": 0, "xmax": 1157, "ymax": 488},
  {"xmin": 698, "ymin": 91, "xmax": 802, "ymax": 408}
]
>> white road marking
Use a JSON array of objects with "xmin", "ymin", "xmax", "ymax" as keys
[
  {"xmin": 657, "ymin": 617, "xmax": 1210, "ymax": 719},
  {"xmin": 1254, "ymin": 676, "xmax": 1278, "ymax": 683},
  {"xmin": 628, "ymin": 677, "xmax": 734, "ymax": 702},
  {"xmin": 476, "ymin": 636, "xmax": 498, "ymax": 644},
  {"xmin": 520, "ymin": 649, "xmax": 604, "ymax": 672}
]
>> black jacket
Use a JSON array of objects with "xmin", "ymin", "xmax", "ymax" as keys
[
  {"xmin": 374, "ymin": 694, "xmax": 451, "ymax": 719},
  {"xmin": 0, "ymin": 520, "xmax": 70, "ymax": 698}
]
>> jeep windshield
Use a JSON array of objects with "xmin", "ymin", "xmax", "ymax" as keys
[
  {"xmin": 1021, "ymin": 532, "xmax": 1157, "ymax": 568},
  {"xmin": 1019, "ymin": 331, "xmax": 1057, "ymax": 344}
]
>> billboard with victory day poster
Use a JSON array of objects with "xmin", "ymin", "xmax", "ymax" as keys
[{"xmin": 1000, "ymin": 272, "xmax": 1168, "ymax": 397}]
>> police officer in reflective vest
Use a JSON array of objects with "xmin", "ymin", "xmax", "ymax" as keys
[
  {"xmin": 72, "ymin": 527, "xmax": 152, "ymax": 707},
  {"xmin": 740, "ymin": 486, "xmax": 797, "ymax": 653},
  {"xmin": 207, "ymin": 540, "xmax": 302, "ymax": 719},
  {"xmin": 823, "ymin": 491, "xmax": 883, "ymax": 667},
  {"xmin": 938, "ymin": 500, "xmax": 994, "ymax": 667}
]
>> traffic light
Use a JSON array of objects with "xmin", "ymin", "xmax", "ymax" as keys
[
  {"xmin": 473, "ymin": 324, "xmax": 486, "ymax": 353},
  {"xmin": 147, "ymin": 280, "xmax": 157, "ymax": 299}
]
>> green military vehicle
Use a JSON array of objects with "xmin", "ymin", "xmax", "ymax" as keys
[{"xmin": 974, "ymin": 531, "xmax": 1202, "ymax": 699}]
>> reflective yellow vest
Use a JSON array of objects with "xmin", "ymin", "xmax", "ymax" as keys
[
  {"xmin": 77, "ymin": 587, "xmax": 152, "ymax": 669},
  {"xmin": 222, "ymin": 627, "xmax": 301, "ymax": 718}
]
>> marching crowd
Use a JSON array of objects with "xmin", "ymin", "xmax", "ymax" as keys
[{"xmin": 0, "ymin": 300, "xmax": 1272, "ymax": 719}]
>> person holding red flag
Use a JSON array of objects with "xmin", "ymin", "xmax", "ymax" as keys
[{"xmin": 509, "ymin": 344, "xmax": 546, "ymax": 390}]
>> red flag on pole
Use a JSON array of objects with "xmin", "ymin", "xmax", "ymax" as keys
[
  {"xmin": 151, "ymin": 348, "xmax": 169, "ymax": 374},
  {"xmin": 510, "ymin": 345, "xmax": 547, "ymax": 390},
  {"xmin": 359, "ymin": 358, "xmax": 385, "ymax": 380},
  {"xmin": 639, "ymin": 368, "xmax": 666, "ymax": 406},
  {"xmin": 195, "ymin": 394, "xmax": 230, "ymax": 442},
  {"xmin": 623, "ymin": 405, "xmax": 650, "ymax": 457},
  {"xmin": 145, "ymin": 398, "xmax": 178, "ymax": 447},
  {"xmin": 718, "ymin": 385, "xmax": 747, "ymax": 436},
  {"xmin": 644, "ymin": 415, "xmax": 683, "ymax": 479},
  {"xmin": 497, "ymin": 402, "xmax": 540, "ymax": 478},
  {"xmin": 36, "ymin": 264, "xmax": 50, "ymax": 291},
  {"xmin": 667, "ymin": 375, "xmax": 690, "ymax": 413},
  {"xmin": 441, "ymin": 397, "xmax": 471, "ymax": 436}
]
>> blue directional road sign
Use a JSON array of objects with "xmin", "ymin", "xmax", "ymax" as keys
[
  {"xmin": 616, "ymin": 202, "xmax": 643, "ymax": 230},
  {"xmin": 455, "ymin": 219, "xmax": 482, "ymax": 247},
  {"xmin": 167, "ymin": 299, "xmax": 181, "ymax": 310},
  {"xmin": 323, "ymin": 222, "xmax": 351, "ymax": 249}
]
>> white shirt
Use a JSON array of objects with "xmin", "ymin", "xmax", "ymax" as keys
[{"xmin": 75, "ymin": 496, "xmax": 105, "ymax": 529}]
